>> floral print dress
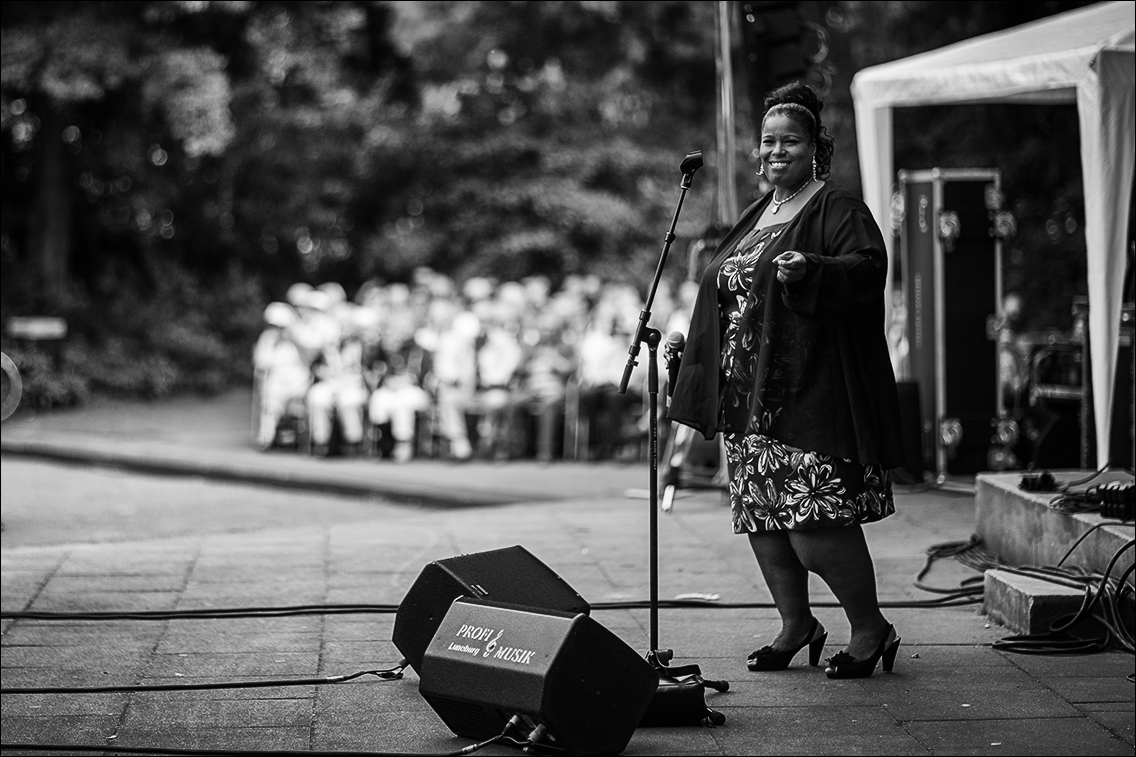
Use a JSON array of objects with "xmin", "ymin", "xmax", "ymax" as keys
[{"xmin": 717, "ymin": 221, "xmax": 894, "ymax": 534}]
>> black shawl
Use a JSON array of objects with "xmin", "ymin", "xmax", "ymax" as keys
[{"xmin": 666, "ymin": 182, "xmax": 905, "ymax": 469}]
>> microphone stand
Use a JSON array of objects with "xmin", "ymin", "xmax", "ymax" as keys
[{"xmin": 618, "ymin": 151, "xmax": 728, "ymax": 727}]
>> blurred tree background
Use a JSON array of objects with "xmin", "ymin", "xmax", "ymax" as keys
[{"xmin": 0, "ymin": 0, "xmax": 1105, "ymax": 408}]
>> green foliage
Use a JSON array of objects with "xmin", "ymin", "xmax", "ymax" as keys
[
  {"xmin": 0, "ymin": 6, "xmax": 139, "ymax": 103},
  {"xmin": 1, "ymin": 343, "xmax": 89, "ymax": 410},
  {"xmin": 80, "ymin": 256, "xmax": 264, "ymax": 396},
  {"xmin": 144, "ymin": 47, "xmax": 235, "ymax": 158},
  {"xmin": 68, "ymin": 337, "xmax": 180, "ymax": 399},
  {"xmin": 1, "ymin": 255, "xmax": 264, "ymax": 406}
]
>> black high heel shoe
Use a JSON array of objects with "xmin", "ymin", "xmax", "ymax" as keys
[
  {"xmin": 747, "ymin": 618, "xmax": 828, "ymax": 671},
  {"xmin": 824, "ymin": 624, "xmax": 900, "ymax": 679}
]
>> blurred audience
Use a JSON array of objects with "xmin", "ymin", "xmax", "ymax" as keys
[
  {"xmin": 252, "ymin": 267, "xmax": 695, "ymax": 463},
  {"xmin": 252, "ymin": 301, "xmax": 310, "ymax": 449},
  {"xmin": 306, "ymin": 285, "xmax": 371, "ymax": 455},
  {"xmin": 364, "ymin": 284, "xmax": 432, "ymax": 462}
]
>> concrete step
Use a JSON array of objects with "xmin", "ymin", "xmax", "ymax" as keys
[
  {"xmin": 975, "ymin": 471, "xmax": 1133, "ymax": 574},
  {"xmin": 975, "ymin": 471, "xmax": 1133, "ymax": 636},
  {"xmin": 983, "ymin": 568, "xmax": 1086, "ymax": 635}
]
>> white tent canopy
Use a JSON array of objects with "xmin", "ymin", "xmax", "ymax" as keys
[{"xmin": 851, "ymin": 0, "xmax": 1135, "ymax": 469}]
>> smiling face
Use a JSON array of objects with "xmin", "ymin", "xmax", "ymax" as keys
[{"xmin": 759, "ymin": 112, "xmax": 815, "ymax": 191}]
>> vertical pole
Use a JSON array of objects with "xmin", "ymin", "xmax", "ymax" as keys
[
  {"xmin": 715, "ymin": 0, "xmax": 739, "ymax": 226},
  {"xmin": 931, "ymin": 172, "xmax": 947, "ymax": 482},
  {"xmin": 647, "ymin": 334, "xmax": 660, "ymax": 653}
]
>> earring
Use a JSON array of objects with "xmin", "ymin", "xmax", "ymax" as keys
[
  {"xmin": 812, "ymin": 156, "xmax": 818, "ymax": 182},
  {"xmin": 757, "ymin": 162, "xmax": 766, "ymax": 178}
]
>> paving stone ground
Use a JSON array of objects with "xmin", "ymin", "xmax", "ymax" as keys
[{"xmin": 2, "ymin": 389, "xmax": 1132, "ymax": 756}]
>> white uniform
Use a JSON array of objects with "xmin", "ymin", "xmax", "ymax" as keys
[{"xmin": 254, "ymin": 328, "xmax": 310, "ymax": 448}]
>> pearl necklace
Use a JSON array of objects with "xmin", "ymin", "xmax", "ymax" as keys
[{"xmin": 770, "ymin": 177, "xmax": 813, "ymax": 214}]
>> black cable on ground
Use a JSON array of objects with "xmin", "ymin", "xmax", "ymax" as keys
[
  {"xmin": 1, "ymin": 664, "xmax": 406, "ymax": 696},
  {"xmin": 917, "ymin": 533, "xmax": 1136, "ymax": 657},
  {"xmin": 0, "ymin": 741, "xmax": 498, "ymax": 757},
  {"xmin": 912, "ymin": 534, "xmax": 989, "ymax": 600},
  {"xmin": 0, "ymin": 746, "xmax": 422, "ymax": 757},
  {"xmin": 594, "ymin": 596, "xmax": 983, "ymax": 609},
  {"xmin": 1053, "ymin": 541, "xmax": 1133, "ymax": 630},
  {"xmin": 0, "ymin": 593, "xmax": 982, "ymax": 624},
  {"xmin": 0, "ymin": 596, "xmax": 985, "ymax": 637},
  {"xmin": 0, "ymin": 604, "xmax": 400, "ymax": 621},
  {"xmin": 0, "ymin": 712, "xmax": 524, "ymax": 757},
  {"xmin": 992, "ymin": 541, "xmax": 1135, "ymax": 656}
]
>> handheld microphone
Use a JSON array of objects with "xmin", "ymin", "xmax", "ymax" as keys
[{"xmin": 664, "ymin": 330, "xmax": 685, "ymax": 401}]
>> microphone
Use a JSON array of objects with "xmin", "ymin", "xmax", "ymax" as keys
[
  {"xmin": 680, "ymin": 151, "xmax": 703, "ymax": 176},
  {"xmin": 664, "ymin": 330, "xmax": 685, "ymax": 401}
]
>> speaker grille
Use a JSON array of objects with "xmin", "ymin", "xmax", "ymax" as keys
[{"xmin": 420, "ymin": 694, "xmax": 505, "ymax": 741}]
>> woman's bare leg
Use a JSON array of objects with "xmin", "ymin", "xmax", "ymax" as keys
[
  {"xmin": 788, "ymin": 525, "xmax": 890, "ymax": 659},
  {"xmin": 748, "ymin": 531, "xmax": 816, "ymax": 648}
]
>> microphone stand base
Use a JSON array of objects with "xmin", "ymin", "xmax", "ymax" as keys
[{"xmin": 638, "ymin": 651, "xmax": 728, "ymax": 728}]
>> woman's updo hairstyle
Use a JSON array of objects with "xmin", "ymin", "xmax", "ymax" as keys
[{"xmin": 762, "ymin": 81, "xmax": 835, "ymax": 180}]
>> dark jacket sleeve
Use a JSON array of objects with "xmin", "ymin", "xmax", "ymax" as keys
[
  {"xmin": 665, "ymin": 262, "xmax": 723, "ymax": 439},
  {"xmin": 666, "ymin": 198, "xmax": 769, "ymax": 439},
  {"xmin": 781, "ymin": 195, "xmax": 889, "ymax": 320}
]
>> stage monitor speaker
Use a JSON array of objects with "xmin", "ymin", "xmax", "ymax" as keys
[
  {"xmin": 392, "ymin": 545, "xmax": 590, "ymax": 674},
  {"xmin": 418, "ymin": 597, "xmax": 659, "ymax": 757}
]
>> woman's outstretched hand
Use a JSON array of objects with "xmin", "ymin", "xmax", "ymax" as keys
[{"xmin": 773, "ymin": 251, "xmax": 806, "ymax": 284}]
